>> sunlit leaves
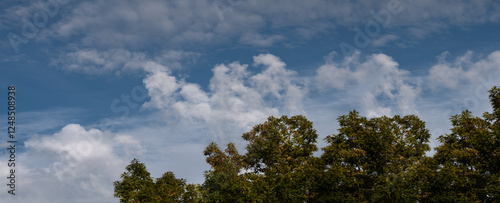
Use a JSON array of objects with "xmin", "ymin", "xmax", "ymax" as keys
[
  {"xmin": 114, "ymin": 159, "xmax": 201, "ymax": 203},
  {"xmin": 114, "ymin": 159, "xmax": 155, "ymax": 202},
  {"xmin": 430, "ymin": 86, "xmax": 500, "ymax": 201},
  {"xmin": 319, "ymin": 111, "xmax": 430, "ymax": 202},
  {"xmin": 242, "ymin": 115, "xmax": 319, "ymax": 202}
]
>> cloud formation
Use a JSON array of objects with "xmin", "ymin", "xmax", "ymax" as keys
[
  {"xmin": 4, "ymin": 0, "xmax": 499, "ymax": 51},
  {"xmin": 52, "ymin": 48, "xmax": 198, "ymax": 74},
  {"xmin": 3, "ymin": 49, "xmax": 500, "ymax": 202},
  {"xmin": 2, "ymin": 1, "xmax": 500, "ymax": 203},
  {"xmin": 0, "ymin": 124, "xmax": 143, "ymax": 203},
  {"xmin": 428, "ymin": 50, "xmax": 500, "ymax": 91},
  {"xmin": 315, "ymin": 51, "xmax": 419, "ymax": 117},
  {"xmin": 143, "ymin": 53, "xmax": 305, "ymax": 143}
]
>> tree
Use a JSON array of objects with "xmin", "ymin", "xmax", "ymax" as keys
[
  {"xmin": 201, "ymin": 115, "xmax": 319, "ymax": 202},
  {"xmin": 183, "ymin": 184, "xmax": 204, "ymax": 203},
  {"xmin": 114, "ymin": 159, "xmax": 200, "ymax": 203},
  {"xmin": 114, "ymin": 159, "xmax": 155, "ymax": 202},
  {"xmin": 202, "ymin": 142, "xmax": 252, "ymax": 202},
  {"xmin": 430, "ymin": 86, "xmax": 500, "ymax": 202},
  {"xmin": 152, "ymin": 172, "xmax": 187, "ymax": 202},
  {"xmin": 241, "ymin": 115, "xmax": 319, "ymax": 202},
  {"xmin": 317, "ymin": 111, "xmax": 431, "ymax": 202}
]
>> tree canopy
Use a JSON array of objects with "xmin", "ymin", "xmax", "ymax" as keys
[
  {"xmin": 114, "ymin": 159, "xmax": 201, "ymax": 203},
  {"xmin": 114, "ymin": 86, "xmax": 500, "ymax": 202}
]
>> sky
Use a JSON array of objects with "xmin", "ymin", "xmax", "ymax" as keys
[{"xmin": 1, "ymin": 0, "xmax": 500, "ymax": 202}]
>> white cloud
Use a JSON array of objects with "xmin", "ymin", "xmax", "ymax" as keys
[
  {"xmin": 154, "ymin": 50, "xmax": 201, "ymax": 70},
  {"xmin": 428, "ymin": 50, "xmax": 500, "ymax": 91},
  {"xmin": 92, "ymin": 114, "xmax": 213, "ymax": 184},
  {"xmin": 309, "ymin": 49, "xmax": 500, "ymax": 154},
  {"xmin": 251, "ymin": 54, "xmax": 306, "ymax": 114},
  {"xmin": 0, "ymin": 124, "xmax": 143, "ymax": 203},
  {"xmin": 5, "ymin": 49, "xmax": 500, "ymax": 203},
  {"xmin": 143, "ymin": 53, "xmax": 305, "ymax": 144},
  {"xmin": 315, "ymin": 51, "xmax": 419, "ymax": 116},
  {"xmin": 5, "ymin": 0, "xmax": 499, "ymax": 51},
  {"xmin": 425, "ymin": 50, "xmax": 500, "ymax": 123},
  {"xmin": 143, "ymin": 68, "xmax": 182, "ymax": 110},
  {"xmin": 53, "ymin": 48, "xmax": 198, "ymax": 74},
  {"xmin": 371, "ymin": 34, "xmax": 399, "ymax": 47},
  {"xmin": 113, "ymin": 135, "xmax": 147, "ymax": 156},
  {"xmin": 239, "ymin": 33, "xmax": 285, "ymax": 47},
  {"xmin": 4, "ymin": 1, "xmax": 500, "ymax": 202},
  {"xmin": 53, "ymin": 49, "xmax": 147, "ymax": 74}
]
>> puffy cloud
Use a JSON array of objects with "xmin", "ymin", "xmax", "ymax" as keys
[
  {"xmin": 0, "ymin": 124, "xmax": 144, "ymax": 203},
  {"xmin": 425, "ymin": 50, "xmax": 500, "ymax": 121},
  {"xmin": 143, "ymin": 53, "xmax": 305, "ymax": 143},
  {"xmin": 143, "ymin": 68, "xmax": 182, "ymax": 110},
  {"xmin": 251, "ymin": 54, "xmax": 306, "ymax": 114},
  {"xmin": 5, "ymin": 49, "xmax": 500, "ymax": 203},
  {"xmin": 311, "ymin": 49, "xmax": 500, "ymax": 153},
  {"xmin": 315, "ymin": 51, "xmax": 419, "ymax": 117},
  {"xmin": 428, "ymin": 50, "xmax": 500, "ymax": 91}
]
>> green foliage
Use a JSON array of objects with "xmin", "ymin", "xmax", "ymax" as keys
[
  {"xmin": 428, "ymin": 86, "xmax": 500, "ymax": 202},
  {"xmin": 114, "ymin": 158, "xmax": 155, "ymax": 202},
  {"xmin": 317, "ymin": 111, "xmax": 430, "ymax": 202},
  {"xmin": 202, "ymin": 142, "xmax": 252, "ymax": 202},
  {"xmin": 113, "ymin": 86, "xmax": 500, "ymax": 202},
  {"xmin": 114, "ymin": 159, "xmax": 201, "ymax": 203},
  {"xmin": 202, "ymin": 115, "xmax": 319, "ymax": 202},
  {"xmin": 241, "ymin": 115, "xmax": 319, "ymax": 202}
]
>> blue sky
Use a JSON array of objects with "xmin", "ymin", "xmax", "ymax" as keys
[{"xmin": 1, "ymin": 0, "xmax": 500, "ymax": 202}]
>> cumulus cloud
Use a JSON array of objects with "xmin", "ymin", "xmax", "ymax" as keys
[
  {"xmin": 143, "ymin": 53, "xmax": 305, "ymax": 143},
  {"xmin": 424, "ymin": 50, "xmax": 500, "ymax": 122},
  {"xmin": 0, "ymin": 124, "xmax": 144, "ymax": 203},
  {"xmin": 428, "ymin": 50, "xmax": 500, "ymax": 91},
  {"xmin": 5, "ymin": 49, "xmax": 500, "ymax": 202},
  {"xmin": 50, "ymin": 48, "xmax": 500, "ymax": 145},
  {"xmin": 310, "ymin": 49, "xmax": 500, "ymax": 153},
  {"xmin": 315, "ymin": 51, "xmax": 419, "ymax": 117}
]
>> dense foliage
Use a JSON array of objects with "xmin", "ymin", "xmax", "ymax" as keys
[
  {"xmin": 114, "ymin": 159, "xmax": 202, "ymax": 202},
  {"xmin": 114, "ymin": 87, "xmax": 500, "ymax": 202}
]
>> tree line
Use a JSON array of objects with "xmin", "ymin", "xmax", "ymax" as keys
[{"xmin": 114, "ymin": 87, "xmax": 500, "ymax": 202}]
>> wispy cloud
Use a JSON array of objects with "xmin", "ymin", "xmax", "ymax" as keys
[
  {"xmin": 371, "ymin": 34, "xmax": 399, "ymax": 47},
  {"xmin": 52, "ymin": 48, "xmax": 200, "ymax": 74},
  {"xmin": 5, "ymin": 0, "xmax": 499, "ymax": 51},
  {"xmin": 239, "ymin": 33, "xmax": 286, "ymax": 47},
  {"xmin": 3, "ymin": 1, "xmax": 500, "ymax": 202}
]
